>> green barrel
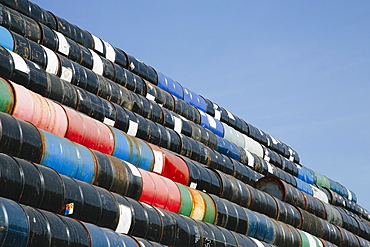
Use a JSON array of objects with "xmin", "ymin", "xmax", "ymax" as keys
[
  {"xmin": 0, "ymin": 78, "xmax": 14, "ymax": 114},
  {"xmin": 176, "ymin": 182, "xmax": 193, "ymax": 217}
]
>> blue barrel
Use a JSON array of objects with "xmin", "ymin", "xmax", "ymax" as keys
[
  {"xmin": 253, "ymin": 211, "xmax": 276, "ymax": 244},
  {"xmin": 111, "ymin": 127, "xmax": 154, "ymax": 171},
  {"xmin": 0, "ymin": 197, "xmax": 29, "ymax": 246},
  {"xmin": 0, "ymin": 26, "xmax": 14, "ymax": 51},
  {"xmin": 207, "ymin": 114, "xmax": 224, "ymax": 137},
  {"xmin": 157, "ymin": 72, "xmax": 183, "ymax": 99},
  {"xmin": 297, "ymin": 166, "xmax": 315, "ymax": 185},
  {"xmin": 295, "ymin": 177, "xmax": 313, "ymax": 196},
  {"xmin": 39, "ymin": 129, "xmax": 96, "ymax": 183},
  {"xmin": 215, "ymin": 135, "xmax": 240, "ymax": 161},
  {"xmin": 166, "ymin": 77, "xmax": 183, "ymax": 99},
  {"xmin": 84, "ymin": 222, "xmax": 128, "ymax": 247},
  {"xmin": 183, "ymin": 88, "xmax": 207, "ymax": 113}
]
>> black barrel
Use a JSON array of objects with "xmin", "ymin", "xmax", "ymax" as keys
[
  {"xmin": 26, "ymin": 58, "xmax": 48, "ymax": 96},
  {"xmin": 21, "ymin": 205, "xmax": 51, "ymax": 246},
  {"xmin": 58, "ymin": 214, "xmax": 90, "ymax": 247},
  {"xmin": 256, "ymin": 176, "xmax": 306, "ymax": 209},
  {"xmin": 197, "ymin": 221, "xmax": 216, "ymax": 247},
  {"xmin": 0, "ymin": 154, "xmax": 24, "ymax": 202},
  {"xmin": 249, "ymin": 186, "xmax": 278, "ymax": 219},
  {"xmin": 206, "ymin": 223, "xmax": 227, "ymax": 247},
  {"xmin": 0, "ymin": 46, "xmax": 14, "ymax": 79},
  {"xmin": 45, "ymin": 73, "xmax": 78, "ymax": 109},
  {"xmin": 61, "ymin": 175, "xmax": 84, "ymax": 219},
  {"xmin": 0, "ymin": 112, "xmax": 42, "ymax": 162},
  {"xmin": 319, "ymin": 218, "xmax": 342, "ymax": 246},
  {"xmin": 275, "ymin": 199, "xmax": 302, "ymax": 228},
  {"xmin": 140, "ymin": 202, "xmax": 163, "ymax": 243},
  {"xmin": 16, "ymin": 158, "xmax": 44, "ymax": 208},
  {"xmin": 298, "ymin": 207, "xmax": 325, "ymax": 238},
  {"xmin": 155, "ymin": 208, "xmax": 177, "ymax": 246},
  {"xmin": 42, "ymin": 210, "xmax": 70, "ymax": 246}
]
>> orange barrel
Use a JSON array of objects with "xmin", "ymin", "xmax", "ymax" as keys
[
  {"xmin": 150, "ymin": 144, "xmax": 190, "ymax": 185},
  {"xmin": 11, "ymin": 82, "xmax": 68, "ymax": 137},
  {"xmin": 188, "ymin": 187, "xmax": 206, "ymax": 221},
  {"xmin": 0, "ymin": 77, "xmax": 14, "ymax": 114},
  {"xmin": 63, "ymin": 106, "xmax": 115, "ymax": 154}
]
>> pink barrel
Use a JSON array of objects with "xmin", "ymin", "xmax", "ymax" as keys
[
  {"xmin": 63, "ymin": 106, "xmax": 115, "ymax": 155},
  {"xmin": 11, "ymin": 82, "xmax": 68, "ymax": 137}
]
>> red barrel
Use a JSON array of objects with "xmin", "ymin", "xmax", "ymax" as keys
[
  {"xmin": 63, "ymin": 105, "xmax": 115, "ymax": 154},
  {"xmin": 11, "ymin": 82, "xmax": 68, "ymax": 137},
  {"xmin": 149, "ymin": 143, "xmax": 190, "ymax": 185},
  {"xmin": 139, "ymin": 169, "xmax": 181, "ymax": 213}
]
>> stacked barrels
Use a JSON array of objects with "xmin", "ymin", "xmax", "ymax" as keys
[{"xmin": 0, "ymin": 0, "xmax": 368, "ymax": 246}]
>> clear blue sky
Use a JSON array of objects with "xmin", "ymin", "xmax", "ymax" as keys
[{"xmin": 32, "ymin": 1, "xmax": 370, "ymax": 210}]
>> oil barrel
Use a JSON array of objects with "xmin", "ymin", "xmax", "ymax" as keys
[
  {"xmin": 63, "ymin": 105, "xmax": 115, "ymax": 154},
  {"xmin": 256, "ymin": 176, "xmax": 306, "ymax": 209},
  {"xmin": 16, "ymin": 158, "xmax": 44, "ymax": 208},
  {"xmin": 0, "ymin": 197, "xmax": 29, "ymax": 246},
  {"xmin": 111, "ymin": 127, "xmax": 154, "ymax": 171},
  {"xmin": 57, "ymin": 214, "xmax": 90, "ymax": 247},
  {"xmin": 274, "ymin": 199, "xmax": 302, "ymax": 228},
  {"xmin": 114, "ymin": 194, "xmax": 146, "ymax": 238},
  {"xmin": 113, "ymin": 103, "xmax": 137, "ymax": 133},
  {"xmin": 140, "ymin": 202, "xmax": 163, "ymax": 243},
  {"xmin": 169, "ymin": 211, "xmax": 203, "ymax": 247},
  {"xmin": 84, "ymin": 222, "xmax": 121, "ymax": 247},
  {"xmin": 0, "ymin": 153, "xmax": 24, "ymax": 202},
  {"xmin": 249, "ymin": 186, "xmax": 278, "ymax": 219},
  {"xmin": 183, "ymin": 87, "xmax": 207, "ymax": 113},
  {"xmin": 39, "ymin": 129, "xmax": 97, "ymax": 183},
  {"xmin": 197, "ymin": 221, "xmax": 216, "ymax": 247},
  {"xmin": 21, "ymin": 205, "xmax": 51, "ymax": 246},
  {"xmin": 45, "ymin": 73, "xmax": 78, "ymax": 109},
  {"xmin": 41, "ymin": 209, "xmax": 70, "ymax": 246},
  {"xmin": 187, "ymin": 187, "xmax": 206, "ymax": 221},
  {"xmin": 205, "ymin": 223, "xmax": 228, "ymax": 247},
  {"xmin": 298, "ymin": 207, "xmax": 325, "ymax": 239},
  {"xmin": 298, "ymin": 229, "xmax": 324, "ymax": 247},
  {"xmin": 111, "ymin": 157, "xmax": 143, "ymax": 200},
  {"xmin": 319, "ymin": 218, "xmax": 342, "ymax": 246},
  {"xmin": 11, "ymin": 82, "xmax": 68, "ymax": 137},
  {"xmin": 150, "ymin": 145, "xmax": 190, "ymax": 185},
  {"xmin": 0, "ymin": 44, "xmax": 15, "ymax": 80},
  {"xmin": 176, "ymin": 182, "xmax": 193, "ymax": 217},
  {"xmin": 155, "ymin": 208, "xmax": 177, "ymax": 246},
  {"xmin": 0, "ymin": 112, "xmax": 42, "ymax": 163},
  {"xmin": 302, "ymin": 191, "xmax": 326, "ymax": 219},
  {"xmin": 0, "ymin": 77, "xmax": 14, "ymax": 114},
  {"xmin": 7, "ymin": 49, "xmax": 32, "ymax": 89}
]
